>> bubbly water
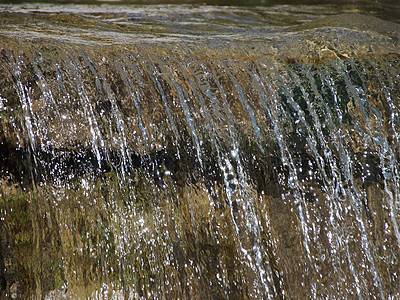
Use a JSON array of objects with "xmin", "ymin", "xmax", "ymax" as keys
[{"xmin": 0, "ymin": 3, "xmax": 399, "ymax": 299}]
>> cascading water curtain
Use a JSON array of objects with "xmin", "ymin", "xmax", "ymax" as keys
[{"xmin": 0, "ymin": 43, "xmax": 399, "ymax": 299}]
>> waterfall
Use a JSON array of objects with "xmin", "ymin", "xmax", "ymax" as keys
[{"xmin": 0, "ymin": 3, "xmax": 399, "ymax": 299}]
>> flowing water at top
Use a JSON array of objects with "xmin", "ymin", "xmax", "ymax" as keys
[{"xmin": 0, "ymin": 2, "xmax": 399, "ymax": 299}]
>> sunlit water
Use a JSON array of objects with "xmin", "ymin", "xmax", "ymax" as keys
[{"xmin": 0, "ymin": 2, "xmax": 399, "ymax": 299}]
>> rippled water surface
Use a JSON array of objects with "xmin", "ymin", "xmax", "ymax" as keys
[{"xmin": 0, "ymin": 2, "xmax": 399, "ymax": 43}]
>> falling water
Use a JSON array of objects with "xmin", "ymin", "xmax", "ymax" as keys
[{"xmin": 0, "ymin": 2, "xmax": 400, "ymax": 299}]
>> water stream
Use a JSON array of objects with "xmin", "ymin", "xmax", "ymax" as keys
[{"xmin": 0, "ymin": 2, "xmax": 399, "ymax": 299}]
